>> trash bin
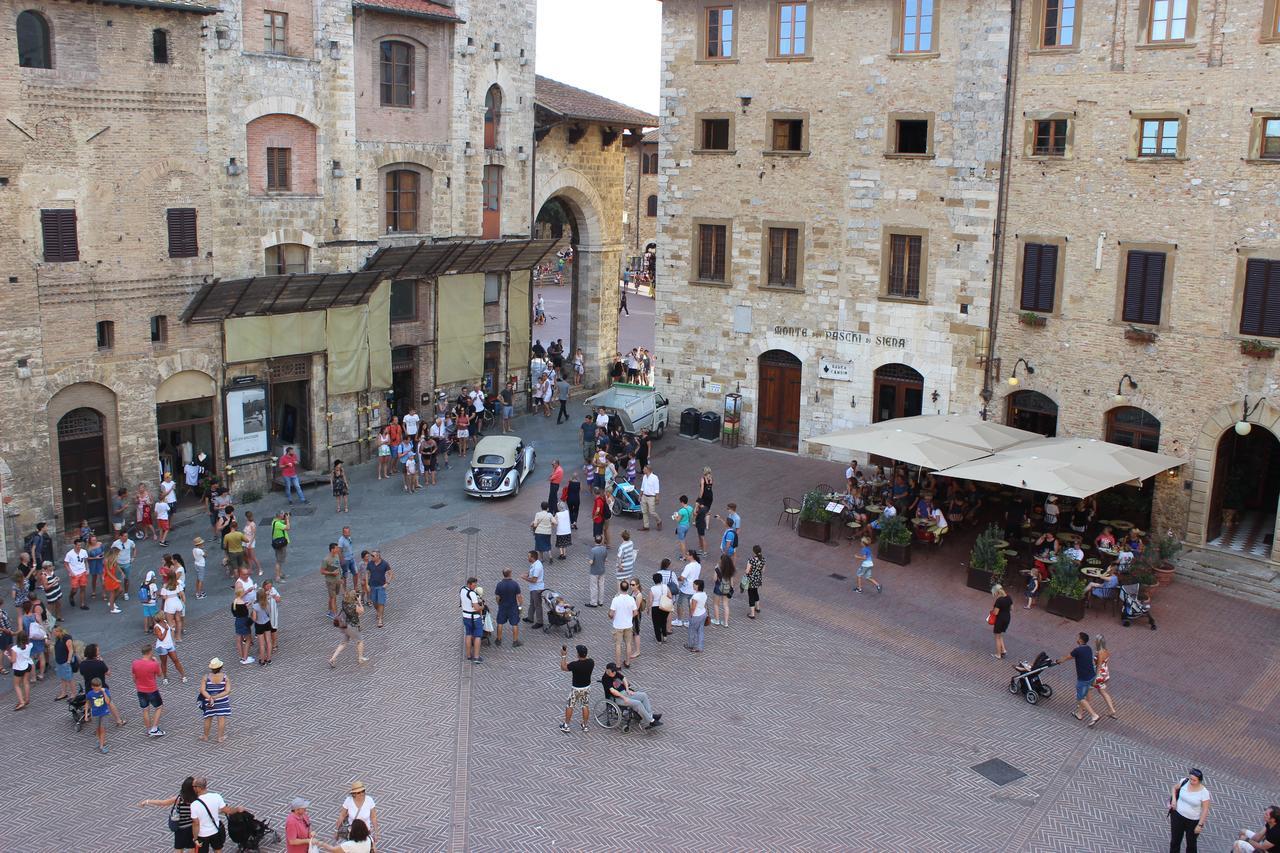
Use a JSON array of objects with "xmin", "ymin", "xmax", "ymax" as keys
[
  {"xmin": 680, "ymin": 408, "xmax": 701, "ymax": 438},
  {"xmin": 699, "ymin": 411, "xmax": 721, "ymax": 442}
]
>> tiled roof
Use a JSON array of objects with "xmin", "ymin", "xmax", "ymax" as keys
[
  {"xmin": 535, "ymin": 76, "xmax": 658, "ymax": 128},
  {"xmin": 352, "ymin": 0, "xmax": 462, "ymax": 23},
  {"xmin": 99, "ymin": 0, "xmax": 220, "ymax": 14},
  {"xmin": 641, "ymin": 129, "xmax": 658, "ymax": 144}
]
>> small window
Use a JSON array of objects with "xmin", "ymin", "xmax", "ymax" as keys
[
  {"xmin": 766, "ymin": 227, "xmax": 800, "ymax": 288},
  {"xmin": 390, "ymin": 279, "xmax": 416, "ymax": 321},
  {"xmin": 641, "ymin": 152, "xmax": 658, "ymax": 174},
  {"xmin": 265, "ymin": 243, "xmax": 309, "ymax": 274},
  {"xmin": 482, "ymin": 165, "xmax": 501, "ymax": 212},
  {"xmin": 894, "ymin": 119, "xmax": 929, "ymax": 154},
  {"xmin": 40, "ymin": 209, "xmax": 78, "ymax": 262},
  {"xmin": 1139, "ymin": 118, "xmax": 1180, "ymax": 157},
  {"xmin": 484, "ymin": 272, "xmax": 502, "ymax": 305},
  {"xmin": 264, "ymin": 11, "xmax": 287, "ymax": 54},
  {"xmin": 150, "ymin": 315, "xmax": 168, "ymax": 344},
  {"xmin": 380, "ymin": 41, "xmax": 414, "ymax": 108},
  {"xmin": 887, "ymin": 233, "xmax": 923, "ymax": 298},
  {"xmin": 1261, "ymin": 118, "xmax": 1280, "ymax": 160},
  {"xmin": 700, "ymin": 118, "xmax": 730, "ymax": 150},
  {"xmin": 266, "ymin": 147, "xmax": 291, "ymax": 190},
  {"xmin": 696, "ymin": 223, "xmax": 728, "ymax": 282},
  {"xmin": 1033, "ymin": 119, "xmax": 1068, "ymax": 156},
  {"xmin": 1122, "ymin": 249, "xmax": 1166, "ymax": 325},
  {"xmin": 1041, "ymin": 0, "xmax": 1077, "ymax": 46},
  {"xmin": 901, "ymin": 0, "xmax": 935, "ymax": 52},
  {"xmin": 1020, "ymin": 242, "xmax": 1059, "ymax": 312},
  {"xmin": 483, "ymin": 85, "xmax": 502, "ymax": 148},
  {"xmin": 152, "ymin": 29, "xmax": 169, "ymax": 64},
  {"xmin": 166, "ymin": 208, "xmax": 198, "ymax": 258},
  {"xmin": 646, "ymin": 194, "xmax": 658, "ymax": 217},
  {"xmin": 17, "ymin": 10, "xmax": 51, "ymax": 69},
  {"xmin": 771, "ymin": 118, "xmax": 805, "ymax": 152},
  {"xmin": 96, "ymin": 320, "xmax": 115, "ymax": 351},
  {"xmin": 385, "ymin": 169, "xmax": 419, "ymax": 233},
  {"xmin": 775, "ymin": 2, "xmax": 808, "ymax": 56},
  {"xmin": 1148, "ymin": 0, "xmax": 1188, "ymax": 40},
  {"xmin": 1241, "ymin": 258, "xmax": 1280, "ymax": 337},
  {"xmin": 705, "ymin": 6, "xmax": 734, "ymax": 58}
]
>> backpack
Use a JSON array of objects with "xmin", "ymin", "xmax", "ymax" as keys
[
  {"xmin": 138, "ymin": 583, "xmax": 152, "ymax": 605},
  {"xmin": 724, "ymin": 528, "xmax": 738, "ymax": 551}
]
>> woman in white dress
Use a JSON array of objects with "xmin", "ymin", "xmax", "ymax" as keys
[{"xmin": 161, "ymin": 573, "xmax": 186, "ymax": 642}]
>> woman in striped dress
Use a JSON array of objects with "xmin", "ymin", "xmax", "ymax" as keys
[
  {"xmin": 198, "ymin": 658, "xmax": 231, "ymax": 743},
  {"xmin": 40, "ymin": 561, "xmax": 63, "ymax": 622}
]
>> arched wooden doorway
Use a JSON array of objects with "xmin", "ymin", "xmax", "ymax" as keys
[
  {"xmin": 1007, "ymin": 390, "xmax": 1058, "ymax": 437},
  {"xmin": 1103, "ymin": 406, "xmax": 1161, "ymax": 528},
  {"xmin": 58, "ymin": 408, "xmax": 109, "ymax": 529},
  {"xmin": 757, "ymin": 350, "xmax": 802, "ymax": 451},
  {"xmin": 873, "ymin": 363, "xmax": 923, "ymax": 423},
  {"xmin": 1208, "ymin": 426, "xmax": 1280, "ymax": 555}
]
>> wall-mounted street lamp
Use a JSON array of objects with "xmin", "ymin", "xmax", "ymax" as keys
[
  {"xmin": 1113, "ymin": 373, "xmax": 1137, "ymax": 402},
  {"xmin": 1006, "ymin": 358, "xmax": 1034, "ymax": 386}
]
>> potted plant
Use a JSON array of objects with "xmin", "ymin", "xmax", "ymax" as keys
[
  {"xmin": 1124, "ymin": 325, "xmax": 1159, "ymax": 343},
  {"xmin": 966, "ymin": 524, "xmax": 1007, "ymax": 591},
  {"xmin": 796, "ymin": 489, "xmax": 833, "ymax": 543},
  {"xmin": 1152, "ymin": 532, "xmax": 1181, "ymax": 586},
  {"xmin": 1128, "ymin": 556, "xmax": 1160, "ymax": 599},
  {"xmin": 1241, "ymin": 339, "xmax": 1277, "ymax": 359},
  {"xmin": 1044, "ymin": 556, "xmax": 1086, "ymax": 620},
  {"xmin": 1018, "ymin": 311, "xmax": 1048, "ymax": 328},
  {"xmin": 877, "ymin": 513, "xmax": 913, "ymax": 565}
]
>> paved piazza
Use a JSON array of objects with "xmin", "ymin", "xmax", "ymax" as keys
[{"xmin": 2, "ymin": 409, "xmax": 1277, "ymax": 852}]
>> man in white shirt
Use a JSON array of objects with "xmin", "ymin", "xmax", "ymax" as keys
[
  {"xmin": 111, "ymin": 529, "xmax": 135, "ymax": 597},
  {"xmin": 64, "ymin": 539, "xmax": 90, "ymax": 610},
  {"xmin": 1064, "ymin": 542, "xmax": 1085, "ymax": 564},
  {"xmin": 639, "ymin": 465, "xmax": 662, "ymax": 531},
  {"xmin": 403, "ymin": 408, "xmax": 420, "ymax": 442},
  {"xmin": 595, "ymin": 407, "xmax": 610, "ymax": 431},
  {"xmin": 673, "ymin": 553, "xmax": 701, "ymax": 627},
  {"xmin": 609, "ymin": 581, "xmax": 638, "ymax": 668},
  {"xmin": 929, "ymin": 506, "xmax": 949, "ymax": 539},
  {"xmin": 686, "ymin": 578, "xmax": 708, "ymax": 652},
  {"xmin": 460, "ymin": 577, "xmax": 485, "ymax": 664},
  {"xmin": 191, "ymin": 777, "xmax": 245, "ymax": 850},
  {"xmin": 522, "ymin": 551, "xmax": 546, "ymax": 628}
]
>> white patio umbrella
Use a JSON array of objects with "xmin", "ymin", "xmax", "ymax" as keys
[
  {"xmin": 866, "ymin": 414, "xmax": 1043, "ymax": 453},
  {"xmin": 808, "ymin": 415, "xmax": 1042, "ymax": 470}
]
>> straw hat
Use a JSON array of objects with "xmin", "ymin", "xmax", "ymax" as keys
[
  {"xmin": 209, "ymin": 657, "xmax": 224, "ymax": 670},
  {"xmin": 350, "ymin": 781, "xmax": 366, "ymax": 794},
  {"xmin": 193, "ymin": 536, "xmax": 205, "ymax": 546}
]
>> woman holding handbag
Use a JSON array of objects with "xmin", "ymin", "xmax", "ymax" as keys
[
  {"xmin": 744, "ymin": 545, "xmax": 766, "ymax": 618},
  {"xmin": 138, "ymin": 775, "xmax": 198, "ymax": 853},
  {"xmin": 329, "ymin": 591, "xmax": 368, "ymax": 668},
  {"xmin": 990, "ymin": 585, "xmax": 1013, "ymax": 659},
  {"xmin": 1168, "ymin": 769, "xmax": 1211, "ymax": 852},
  {"xmin": 650, "ymin": 571, "xmax": 673, "ymax": 643}
]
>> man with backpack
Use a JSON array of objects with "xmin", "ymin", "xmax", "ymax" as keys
[
  {"xmin": 25, "ymin": 522, "xmax": 53, "ymax": 573},
  {"xmin": 718, "ymin": 514, "xmax": 739, "ymax": 558}
]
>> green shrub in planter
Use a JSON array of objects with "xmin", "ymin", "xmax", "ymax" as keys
[
  {"xmin": 1045, "ymin": 556, "xmax": 1085, "ymax": 600},
  {"xmin": 965, "ymin": 524, "xmax": 1007, "ymax": 590},
  {"xmin": 798, "ymin": 489, "xmax": 834, "ymax": 524},
  {"xmin": 877, "ymin": 513, "xmax": 912, "ymax": 546}
]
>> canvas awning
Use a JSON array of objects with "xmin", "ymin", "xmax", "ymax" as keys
[
  {"xmin": 363, "ymin": 238, "xmax": 557, "ymax": 280},
  {"xmin": 807, "ymin": 415, "xmax": 1043, "ymax": 470},
  {"xmin": 181, "ymin": 271, "xmax": 386, "ymax": 323}
]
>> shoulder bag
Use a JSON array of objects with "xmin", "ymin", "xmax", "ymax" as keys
[
  {"xmin": 1168, "ymin": 778, "xmax": 1187, "ymax": 816},
  {"xmin": 167, "ymin": 796, "xmax": 185, "ymax": 832}
]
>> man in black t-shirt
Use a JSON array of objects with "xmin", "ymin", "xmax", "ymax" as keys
[
  {"xmin": 1234, "ymin": 805, "xmax": 1280, "ymax": 852},
  {"xmin": 79, "ymin": 644, "xmax": 126, "ymax": 726},
  {"xmin": 559, "ymin": 644, "xmax": 594, "ymax": 733},
  {"xmin": 600, "ymin": 661, "xmax": 661, "ymax": 729}
]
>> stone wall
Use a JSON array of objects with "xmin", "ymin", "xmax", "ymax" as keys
[{"xmin": 622, "ymin": 138, "xmax": 658, "ymax": 258}]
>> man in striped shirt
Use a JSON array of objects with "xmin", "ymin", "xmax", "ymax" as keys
[{"xmin": 615, "ymin": 530, "xmax": 637, "ymax": 584}]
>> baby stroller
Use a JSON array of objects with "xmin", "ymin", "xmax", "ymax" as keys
[
  {"xmin": 226, "ymin": 810, "xmax": 280, "ymax": 852},
  {"xmin": 67, "ymin": 685, "xmax": 87, "ymax": 731},
  {"xmin": 1119, "ymin": 583, "xmax": 1157, "ymax": 629},
  {"xmin": 609, "ymin": 480, "xmax": 643, "ymax": 516},
  {"xmin": 543, "ymin": 590, "xmax": 582, "ymax": 638},
  {"xmin": 1008, "ymin": 652, "xmax": 1055, "ymax": 705}
]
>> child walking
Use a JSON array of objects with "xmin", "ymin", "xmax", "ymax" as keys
[
  {"xmin": 855, "ymin": 537, "xmax": 883, "ymax": 594},
  {"xmin": 84, "ymin": 677, "xmax": 119, "ymax": 753}
]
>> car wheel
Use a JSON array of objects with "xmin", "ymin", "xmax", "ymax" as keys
[{"xmin": 655, "ymin": 421, "xmax": 665, "ymax": 439}]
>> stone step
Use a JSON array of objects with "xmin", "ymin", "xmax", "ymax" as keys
[{"xmin": 1172, "ymin": 548, "xmax": 1280, "ymax": 608}]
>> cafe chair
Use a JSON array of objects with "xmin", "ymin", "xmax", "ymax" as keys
[
  {"xmin": 815, "ymin": 482, "xmax": 834, "ymax": 496},
  {"xmin": 1085, "ymin": 585, "xmax": 1120, "ymax": 616},
  {"xmin": 778, "ymin": 496, "xmax": 802, "ymax": 528}
]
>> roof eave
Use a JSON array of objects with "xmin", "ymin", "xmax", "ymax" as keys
[
  {"xmin": 99, "ymin": 0, "xmax": 221, "ymax": 14},
  {"xmin": 351, "ymin": 2, "xmax": 464, "ymax": 23}
]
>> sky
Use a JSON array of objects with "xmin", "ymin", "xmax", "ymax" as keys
[{"xmin": 535, "ymin": 0, "xmax": 662, "ymax": 117}]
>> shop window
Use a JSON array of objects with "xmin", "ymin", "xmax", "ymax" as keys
[
  {"xmin": 390, "ymin": 279, "xmax": 416, "ymax": 321},
  {"xmin": 41, "ymin": 208, "xmax": 78, "ymax": 262},
  {"xmin": 380, "ymin": 40, "xmax": 414, "ymax": 107},
  {"xmin": 265, "ymin": 243, "xmax": 309, "ymax": 275},
  {"xmin": 166, "ymin": 207, "xmax": 198, "ymax": 258},
  {"xmin": 17, "ymin": 10, "xmax": 51, "ymax": 68},
  {"xmin": 1106, "ymin": 406, "xmax": 1161, "ymax": 452},
  {"xmin": 96, "ymin": 320, "xmax": 115, "ymax": 351},
  {"xmin": 1007, "ymin": 390, "xmax": 1058, "ymax": 437},
  {"xmin": 152, "ymin": 29, "xmax": 170, "ymax": 64}
]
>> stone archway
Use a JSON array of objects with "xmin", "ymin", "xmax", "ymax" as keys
[{"xmin": 1188, "ymin": 399, "xmax": 1280, "ymax": 561}]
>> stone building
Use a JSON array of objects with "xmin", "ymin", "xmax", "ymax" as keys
[
  {"xmin": 623, "ymin": 129, "xmax": 659, "ymax": 268},
  {"xmin": 992, "ymin": 0, "xmax": 1280, "ymax": 598},
  {"xmin": 655, "ymin": 0, "xmax": 1009, "ymax": 452},
  {"xmin": 0, "ymin": 0, "xmax": 223, "ymax": 537}
]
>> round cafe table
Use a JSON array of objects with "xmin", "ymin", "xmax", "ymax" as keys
[
  {"xmin": 1056, "ymin": 532, "xmax": 1082, "ymax": 544},
  {"xmin": 1110, "ymin": 520, "xmax": 1135, "ymax": 531},
  {"xmin": 865, "ymin": 505, "xmax": 884, "ymax": 516}
]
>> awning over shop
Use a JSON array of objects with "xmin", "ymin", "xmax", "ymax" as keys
[
  {"xmin": 363, "ymin": 238, "xmax": 557, "ymax": 280},
  {"xmin": 181, "ymin": 271, "xmax": 386, "ymax": 323},
  {"xmin": 808, "ymin": 415, "xmax": 1043, "ymax": 470},
  {"xmin": 435, "ymin": 274, "xmax": 484, "ymax": 386}
]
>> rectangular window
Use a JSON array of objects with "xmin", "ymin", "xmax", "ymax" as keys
[
  {"xmin": 696, "ymin": 223, "xmax": 727, "ymax": 282},
  {"xmin": 771, "ymin": 118, "xmax": 804, "ymax": 152},
  {"xmin": 150, "ymin": 315, "xmax": 168, "ymax": 344},
  {"xmin": 894, "ymin": 119, "xmax": 930, "ymax": 154},
  {"xmin": 166, "ymin": 207, "xmax": 198, "ymax": 258},
  {"xmin": 887, "ymin": 234, "xmax": 923, "ymax": 298},
  {"xmin": 646, "ymin": 195, "xmax": 658, "ymax": 217},
  {"xmin": 379, "ymin": 41, "xmax": 414, "ymax": 107},
  {"xmin": 766, "ymin": 227, "xmax": 800, "ymax": 288},
  {"xmin": 152, "ymin": 29, "xmax": 170, "ymax": 64},
  {"xmin": 96, "ymin": 320, "xmax": 114, "ymax": 351},
  {"xmin": 40, "ymin": 209, "xmax": 79, "ymax": 262},
  {"xmin": 1041, "ymin": 0, "xmax": 1077, "ymax": 46},
  {"xmin": 1139, "ymin": 118, "xmax": 1180, "ymax": 157},
  {"xmin": 776, "ymin": 2, "xmax": 808, "ymax": 56},
  {"xmin": 1149, "ymin": 0, "xmax": 1188, "ymax": 40},
  {"xmin": 1020, "ymin": 243, "xmax": 1059, "ymax": 312},
  {"xmin": 700, "ymin": 118, "xmax": 730, "ymax": 150},
  {"xmin": 390, "ymin": 279, "xmax": 416, "ymax": 321},
  {"xmin": 265, "ymin": 244, "xmax": 309, "ymax": 274},
  {"xmin": 705, "ymin": 6, "xmax": 735, "ymax": 58},
  {"xmin": 484, "ymin": 272, "xmax": 502, "ymax": 305},
  {"xmin": 1033, "ymin": 119, "xmax": 1068, "ymax": 156},
  {"xmin": 266, "ymin": 147, "xmax": 291, "ymax": 191},
  {"xmin": 264, "ymin": 11, "xmax": 287, "ymax": 54},
  {"xmin": 1263, "ymin": 118, "xmax": 1280, "ymax": 159},
  {"xmin": 642, "ymin": 152, "xmax": 658, "ymax": 174},
  {"xmin": 901, "ymin": 0, "xmax": 934, "ymax": 52},
  {"xmin": 385, "ymin": 170, "xmax": 419, "ymax": 233},
  {"xmin": 1241, "ymin": 258, "xmax": 1280, "ymax": 337},
  {"xmin": 1122, "ymin": 249, "xmax": 1167, "ymax": 325},
  {"xmin": 482, "ymin": 165, "xmax": 501, "ymax": 211}
]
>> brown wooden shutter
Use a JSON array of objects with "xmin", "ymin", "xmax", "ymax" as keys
[
  {"xmin": 768, "ymin": 229, "xmax": 784, "ymax": 284},
  {"xmin": 41, "ymin": 209, "xmax": 79, "ymax": 262},
  {"xmin": 1123, "ymin": 250, "xmax": 1164, "ymax": 324},
  {"xmin": 905, "ymin": 235, "xmax": 921, "ymax": 297},
  {"xmin": 166, "ymin": 208, "xmax": 198, "ymax": 258},
  {"xmin": 1020, "ymin": 243, "xmax": 1057, "ymax": 312},
  {"xmin": 1241, "ymin": 258, "xmax": 1280, "ymax": 337}
]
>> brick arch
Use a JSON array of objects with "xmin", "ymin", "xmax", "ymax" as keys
[
  {"xmin": 1186, "ymin": 400, "xmax": 1280, "ymax": 553},
  {"xmin": 534, "ymin": 168, "xmax": 607, "ymax": 251},
  {"xmin": 259, "ymin": 228, "xmax": 318, "ymax": 250},
  {"xmin": 45, "ymin": 381, "xmax": 122, "ymax": 529},
  {"xmin": 154, "ymin": 352, "xmax": 221, "ymax": 388},
  {"xmin": 136, "ymin": 158, "xmax": 199, "ymax": 186},
  {"xmin": 242, "ymin": 96, "xmax": 320, "ymax": 127}
]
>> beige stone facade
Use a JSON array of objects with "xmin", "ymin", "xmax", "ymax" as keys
[{"xmin": 622, "ymin": 130, "xmax": 659, "ymax": 264}]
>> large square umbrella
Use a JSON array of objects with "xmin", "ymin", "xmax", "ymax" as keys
[{"xmin": 808, "ymin": 415, "xmax": 1041, "ymax": 470}]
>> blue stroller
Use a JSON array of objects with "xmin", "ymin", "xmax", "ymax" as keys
[{"xmin": 609, "ymin": 480, "xmax": 643, "ymax": 516}]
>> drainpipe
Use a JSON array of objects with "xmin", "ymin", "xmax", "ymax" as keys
[{"xmin": 983, "ymin": 0, "xmax": 1022, "ymax": 420}]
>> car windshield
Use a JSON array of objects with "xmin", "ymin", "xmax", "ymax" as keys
[{"xmin": 475, "ymin": 454, "xmax": 507, "ymax": 466}]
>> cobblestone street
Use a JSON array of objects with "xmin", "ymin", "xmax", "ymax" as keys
[{"xmin": 2, "ymin": 410, "xmax": 1277, "ymax": 852}]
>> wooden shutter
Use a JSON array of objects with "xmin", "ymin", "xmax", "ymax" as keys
[
  {"xmin": 1020, "ymin": 243, "xmax": 1057, "ymax": 312},
  {"xmin": 41, "ymin": 209, "xmax": 79, "ymax": 262},
  {"xmin": 1123, "ymin": 250, "xmax": 1164, "ymax": 324},
  {"xmin": 166, "ymin": 208, "xmax": 198, "ymax": 258},
  {"xmin": 1241, "ymin": 258, "xmax": 1280, "ymax": 337},
  {"xmin": 698, "ymin": 224, "xmax": 725, "ymax": 281}
]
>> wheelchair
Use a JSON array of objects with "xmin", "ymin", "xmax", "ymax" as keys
[{"xmin": 592, "ymin": 696, "xmax": 651, "ymax": 734}]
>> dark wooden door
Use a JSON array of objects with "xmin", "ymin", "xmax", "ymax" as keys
[
  {"xmin": 757, "ymin": 351, "xmax": 802, "ymax": 451},
  {"xmin": 58, "ymin": 408, "xmax": 108, "ymax": 529}
]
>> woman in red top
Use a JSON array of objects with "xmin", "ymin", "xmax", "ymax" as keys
[
  {"xmin": 592, "ymin": 488, "xmax": 609, "ymax": 544},
  {"xmin": 456, "ymin": 410, "xmax": 471, "ymax": 456}
]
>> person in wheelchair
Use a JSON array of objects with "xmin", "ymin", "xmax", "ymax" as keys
[{"xmin": 600, "ymin": 662, "xmax": 662, "ymax": 729}]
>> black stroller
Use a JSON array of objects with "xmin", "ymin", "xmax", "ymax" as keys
[
  {"xmin": 1119, "ymin": 583, "xmax": 1157, "ymax": 629},
  {"xmin": 1008, "ymin": 652, "xmax": 1055, "ymax": 705},
  {"xmin": 227, "ymin": 810, "xmax": 280, "ymax": 852},
  {"xmin": 68, "ymin": 685, "xmax": 87, "ymax": 731}
]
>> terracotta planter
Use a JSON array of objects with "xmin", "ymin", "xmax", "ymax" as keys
[
  {"xmin": 1141, "ymin": 580, "xmax": 1160, "ymax": 600},
  {"xmin": 966, "ymin": 566, "xmax": 994, "ymax": 592},
  {"xmin": 1124, "ymin": 327, "xmax": 1158, "ymax": 343},
  {"xmin": 1154, "ymin": 564, "xmax": 1176, "ymax": 586},
  {"xmin": 879, "ymin": 540, "xmax": 912, "ymax": 566},
  {"xmin": 1240, "ymin": 343, "xmax": 1276, "ymax": 359},
  {"xmin": 1019, "ymin": 314, "xmax": 1047, "ymax": 328},
  {"xmin": 1045, "ymin": 594, "xmax": 1086, "ymax": 621},
  {"xmin": 797, "ymin": 518, "xmax": 831, "ymax": 543}
]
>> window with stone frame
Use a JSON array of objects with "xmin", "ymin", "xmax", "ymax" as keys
[
  {"xmin": 265, "ymin": 243, "xmax": 309, "ymax": 275},
  {"xmin": 700, "ymin": 118, "xmax": 731, "ymax": 150},
  {"xmin": 1261, "ymin": 117, "xmax": 1280, "ymax": 160},
  {"xmin": 886, "ymin": 233, "xmax": 923, "ymax": 298},
  {"xmin": 264, "ymin": 11, "xmax": 287, "ymax": 54},
  {"xmin": 893, "ymin": 119, "xmax": 930, "ymax": 154},
  {"xmin": 1033, "ymin": 119, "xmax": 1068, "ymax": 156},
  {"xmin": 1040, "ymin": 0, "xmax": 1077, "ymax": 47},
  {"xmin": 1147, "ymin": 0, "xmax": 1189, "ymax": 40},
  {"xmin": 1139, "ymin": 118, "xmax": 1180, "ymax": 157},
  {"xmin": 696, "ymin": 223, "xmax": 728, "ymax": 282},
  {"xmin": 1241, "ymin": 258, "xmax": 1280, "ymax": 337},
  {"xmin": 380, "ymin": 41, "xmax": 414, "ymax": 108},
  {"xmin": 1121, "ymin": 249, "xmax": 1166, "ymax": 325},
  {"xmin": 1020, "ymin": 242, "xmax": 1059, "ymax": 312},
  {"xmin": 385, "ymin": 169, "xmax": 419, "ymax": 233},
  {"xmin": 705, "ymin": 5, "xmax": 735, "ymax": 58},
  {"xmin": 900, "ymin": 0, "xmax": 934, "ymax": 52},
  {"xmin": 771, "ymin": 118, "xmax": 805, "ymax": 152},
  {"xmin": 266, "ymin": 146, "xmax": 292, "ymax": 190},
  {"xmin": 775, "ymin": 2, "xmax": 808, "ymax": 56},
  {"xmin": 766, "ymin": 227, "xmax": 801, "ymax": 288},
  {"xmin": 641, "ymin": 151, "xmax": 658, "ymax": 174}
]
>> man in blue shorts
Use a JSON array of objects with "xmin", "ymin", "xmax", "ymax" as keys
[
  {"xmin": 1056, "ymin": 631, "xmax": 1100, "ymax": 728},
  {"xmin": 365, "ymin": 550, "xmax": 393, "ymax": 629},
  {"xmin": 337, "ymin": 526, "xmax": 357, "ymax": 592},
  {"xmin": 459, "ymin": 577, "xmax": 485, "ymax": 663},
  {"xmin": 493, "ymin": 568, "xmax": 523, "ymax": 648}
]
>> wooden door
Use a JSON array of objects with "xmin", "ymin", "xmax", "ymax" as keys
[
  {"xmin": 873, "ymin": 364, "xmax": 924, "ymax": 422},
  {"xmin": 757, "ymin": 351, "xmax": 802, "ymax": 451},
  {"xmin": 58, "ymin": 408, "xmax": 108, "ymax": 529}
]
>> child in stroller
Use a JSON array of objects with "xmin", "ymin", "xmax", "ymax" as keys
[
  {"xmin": 226, "ymin": 809, "xmax": 280, "ymax": 852},
  {"xmin": 609, "ymin": 480, "xmax": 642, "ymax": 516},
  {"xmin": 544, "ymin": 591, "xmax": 581, "ymax": 638},
  {"xmin": 1009, "ymin": 651, "xmax": 1055, "ymax": 705},
  {"xmin": 1119, "ymin": 583, "xmax": 1157, "ymax": 629}
]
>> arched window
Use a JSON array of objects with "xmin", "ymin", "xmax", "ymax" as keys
[
  {"xmin": 152, "ymin": 29, "xmax": 169, "ymax": 64},
  {"xmin": 1106, "ymin": 406, "xmax": 1160, "ymax": 452},
  {"xmin": 642, "ymin": 152, "xmax": 658, "ymax": 174},
  {"xmin": 484, "ymin": 85, "xmax": 502, "ymax": 150},
  {"xmin": 872, "ymin": 363, "xmax": 924, "ymax": 423},
  {"xmin": 1007, "ymin": 390, "xmax": 1058, "ymax": 437},
  {"xmin": 646, "ymin": 194, "xmax": 658, "ymax": 217},
  {"xmin": 379, "ymin": 40, "xmax": 413, "ymax": 107},
  {"xmin": 385, "ymin": 169, "xmax": 420, "ymax": 233},
  {"xmin": 265, "ymin": 243, "xmax": 309, "ymax": 275},
  {"xmin": 17, "ymin": 10, "xmax": 51, "ymax": 68}
]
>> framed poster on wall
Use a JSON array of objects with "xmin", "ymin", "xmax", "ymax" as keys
[{"xmin": 225, "ymin": 384, "xmax": 269, "ymax": 458}]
